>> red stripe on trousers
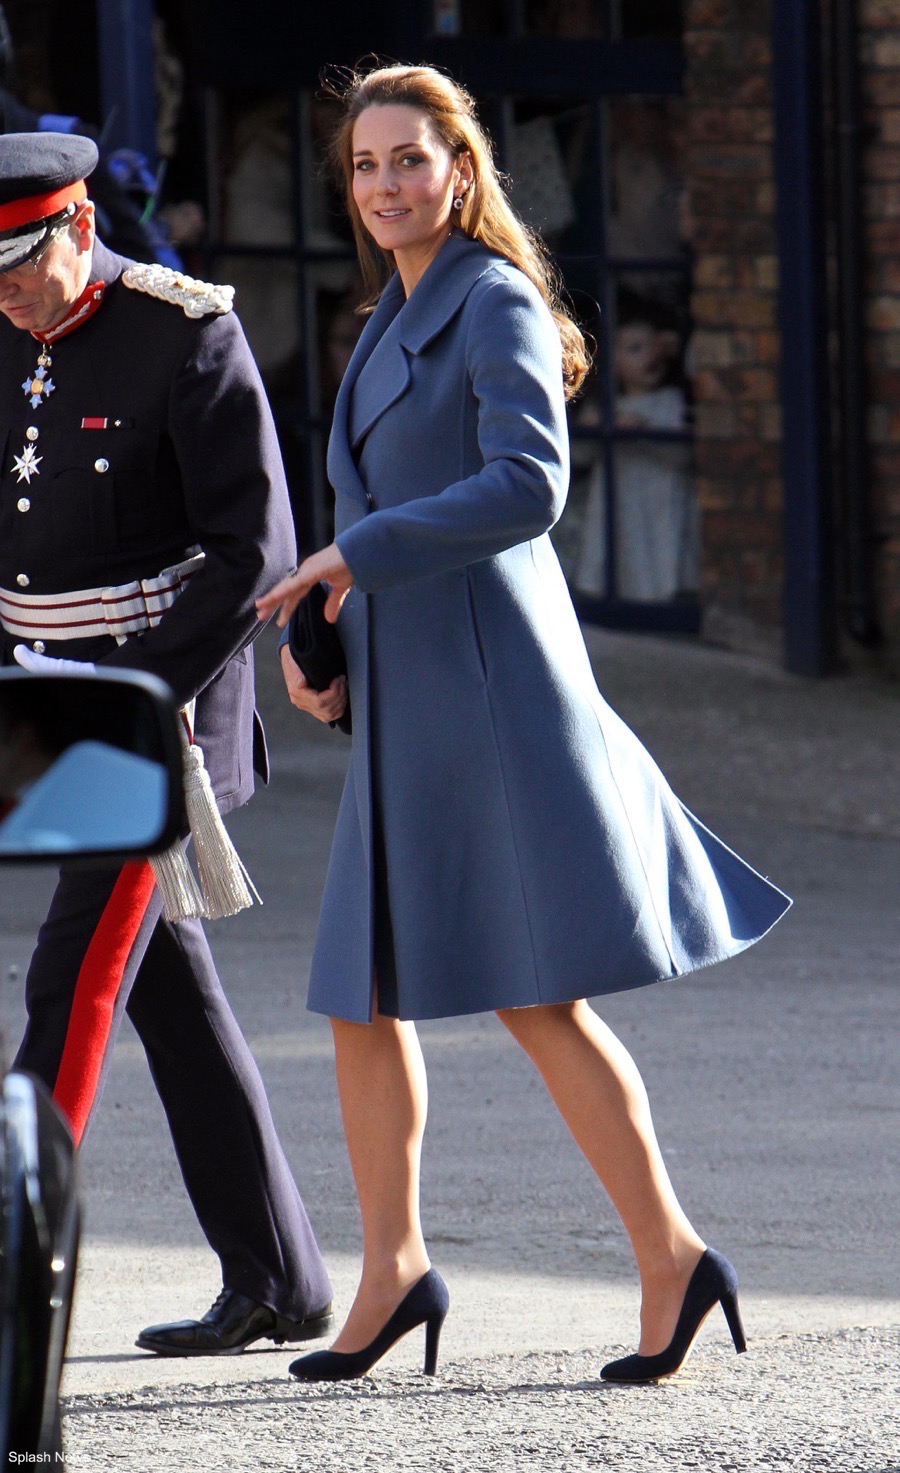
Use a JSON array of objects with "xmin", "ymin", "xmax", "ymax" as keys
[{"xmin": 52, "ymin": 860, "xmax": 158, "ymax": 1145}]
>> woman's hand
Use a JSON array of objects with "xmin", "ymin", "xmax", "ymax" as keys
[
  {"xmin": 256, "ymin": 543, "xmax": 354, "ymax": 628},
  {"xmin": 279, "ymin": 643, "xmax": 349, "ymax": 724}
]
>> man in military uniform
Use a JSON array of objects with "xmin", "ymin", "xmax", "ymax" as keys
[{"xmin": 0, "ymin": 131, "xmax": 334, "ymax": 1355}]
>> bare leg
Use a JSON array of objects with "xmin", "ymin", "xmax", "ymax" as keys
[
  {"xmin": 496, "ymin": 999, "xmax": 706, "ymax": 1356},
  {"xmin": 328, "ymin": 1009, "xmax": 431, "ymax": 1352}
]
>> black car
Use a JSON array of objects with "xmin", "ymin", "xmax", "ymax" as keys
[{"xmin": 0, "ymin": 667, "xmax": 183, "ymax": 1465}]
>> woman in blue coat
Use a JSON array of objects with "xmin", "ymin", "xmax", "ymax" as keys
[{"xmin": 258, "ymin": 63, "xmax": 790, "ymax": 1387}]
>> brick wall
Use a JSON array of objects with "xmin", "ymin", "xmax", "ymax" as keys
[
  {"xmin": 682, "ymin": 0, "xmax": 784, "ymax": 656},
  {"xmin": 860, "ymin": 1, "xmax": 900, "ymax": 652},
  {"xmin": 684, "ymin": 0, "xmax": 900, "ymax": 665}
]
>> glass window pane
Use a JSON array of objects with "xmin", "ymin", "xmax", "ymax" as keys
[
  {"xmin": 612, "ymin": 1, "xmax": 682, "ymax": 39},
  {"xmin": 565, "ymin": 273, "xmax": 698, "ymax": 605},
  {"xmin": 526, "ymin": 1, "xmax": 607, "ymax": 38},
  {"xmin": 606, "ymin": 96, "xmax": 686, "ymax": 268},
  {"xmin": 218, "ymin": 93, "xmax": 298, "ymax": 382},
  {"xmin": 545, "ymin": 91, "xmax": 697, "ymax": 608},
  {"xmin": 430, "ymin": 0, "xmax": 609, "ymax": 36},
  {"xmin": 430, "ymin": 0, "xmax": 507, "ymax": 36}
]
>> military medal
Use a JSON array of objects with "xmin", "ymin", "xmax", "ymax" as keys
[
  {"xmin": 22, "ymin": 348, "xmax": 55, "ymax": 409},
  {"xmin": 13, "ymin": 442, "xmax": 42, "ymax": 484},
  {"xmin": 20, "ymin": 282, "xmax": 107, "ymax": 410},
  {"xmin": 11, "ymin": 424, "xmax": 41, "ymax": 484}
]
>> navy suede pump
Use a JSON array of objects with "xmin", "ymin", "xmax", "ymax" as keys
[
  {"xmin": 600, "ymin": 1248, "xmax": 747, "ymax": 1384},
  {"xmin": 288, "ymin": 1268, "xmax": 450, "ymax": 1382}
]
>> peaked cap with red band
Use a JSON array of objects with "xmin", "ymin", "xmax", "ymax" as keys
[{"xmin": 0, "ymin": 131, "xmax": 98, "ymax": 274}]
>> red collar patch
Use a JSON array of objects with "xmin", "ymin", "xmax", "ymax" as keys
[{"xmin": 32, "ymin": 280, "xmax": 106, "ymax": 345}]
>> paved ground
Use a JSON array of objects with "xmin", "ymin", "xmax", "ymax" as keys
[{"xmin": 2, "ymin": 624, "xmax": 898, "ymax": 1472}]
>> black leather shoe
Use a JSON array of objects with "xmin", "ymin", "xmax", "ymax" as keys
[{"xmin": 135, "ymin": 1288, "xmax": 334, "ymax": 1357}]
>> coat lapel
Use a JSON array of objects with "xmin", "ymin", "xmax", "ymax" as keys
[
  {"xmin": 330, "ymin": 235, "xmax": 502, "ymax": 492},
  {"xmin": 395, "ymin": 232, "xmax": 500, "ymax": 355},
  {"xmin": 328, "ymin": 275, "xmax": 405, "ymax": 502},
  {"xmin": 348, "ymin": 317, "xmax": 411, "ymax": 449}
]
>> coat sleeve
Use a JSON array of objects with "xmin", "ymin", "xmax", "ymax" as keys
[
  {"xmin": 102, "ymin": 311, "xmax": 297, "ymax": 706},
  {"xmin": 335, "ymin": 273, "xmax": 570, "ymax": 593}
]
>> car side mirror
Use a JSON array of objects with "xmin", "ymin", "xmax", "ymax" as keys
[{"xmin": 0, "ymin": 669, "xmax": 184, "ymax": 861}]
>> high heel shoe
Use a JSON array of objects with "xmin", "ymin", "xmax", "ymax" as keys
[
  {"xmin": 600, "ymin": 1247, "xmax": 747, "ymax": 1384},
  {"xmin": 288, "ymin": 1268, "xmax": 449, "ymax": 1382}
]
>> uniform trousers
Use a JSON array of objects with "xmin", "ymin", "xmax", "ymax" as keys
[{"xmin": 14, "ymin": 856, "xmax": 332, "ymax": 1321}]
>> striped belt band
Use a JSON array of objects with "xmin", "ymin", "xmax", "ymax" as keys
[{"xmin": 0, "ymin": 553, "xmax": 205, "ymax": 643}]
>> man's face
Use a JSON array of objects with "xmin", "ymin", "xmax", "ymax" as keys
[{"xmin": 0, "ymin": 204, "xmax": 94, "ymax": 334}]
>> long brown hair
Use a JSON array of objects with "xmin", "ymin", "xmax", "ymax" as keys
[{"xmin": 326, "ymin": 62, "xmax": 590, "ymax": 399}]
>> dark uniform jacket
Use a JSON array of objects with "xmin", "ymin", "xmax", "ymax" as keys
[{"xmin": 0, "ymin": 240, "xmax": 296, "ymax": 813}]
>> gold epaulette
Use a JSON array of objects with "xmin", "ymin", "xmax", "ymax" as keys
[{"xmin": 122, "ymin": 263, "xmax": 235, "ymax": 319}]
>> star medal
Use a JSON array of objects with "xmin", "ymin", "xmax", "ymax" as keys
[
  {"xmin": 13, "ymin": 441, "xmax": 42, "ymax": 484},
  {"xmin": 22, "ymin": 349, "xmax": 55, "ymax": 409}
]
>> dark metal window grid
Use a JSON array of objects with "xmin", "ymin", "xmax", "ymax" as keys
[{"xmin": 199, "ymin": 10, "xmax": 695, "ymax": 630}]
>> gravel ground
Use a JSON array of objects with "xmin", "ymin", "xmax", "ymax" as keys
[{"xmin": 61, "ymin": 1328, "xmax": 898, "ymax": 1473}]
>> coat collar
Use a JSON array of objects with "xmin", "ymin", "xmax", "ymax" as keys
[
  {"xmin": 393, "ymin": 231, "xmax": 503, "ymax": 354},
  {"xmin": 332, "ymin": 233, "xmax": 502, "ymax": 474},
  {"xmin": 89, "ymin": 239, "xmax": 126, "ymax": 288}
]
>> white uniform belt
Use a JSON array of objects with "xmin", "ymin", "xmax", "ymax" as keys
[{"xmin": 0, "ymin": 553, "xmax": 205, "ymax": 643}]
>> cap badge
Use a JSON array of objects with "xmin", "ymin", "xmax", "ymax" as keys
[{"xmin": 21, "ymin": 349, "xmax": 55, "ymax": 408}]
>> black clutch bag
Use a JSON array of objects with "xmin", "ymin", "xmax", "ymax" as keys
[{"xmin": 287, "ymin": 581, "xmax": 352, "ymax": 735}]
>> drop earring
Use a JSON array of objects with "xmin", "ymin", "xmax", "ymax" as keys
[{"xmin": 453, "ymin": 195, "xmax": 464, "ymax": 211}]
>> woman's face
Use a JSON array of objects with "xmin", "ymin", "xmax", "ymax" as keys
[{"xmin": 351, "ymin": 103, "xmax": 471, "ymax": 292}]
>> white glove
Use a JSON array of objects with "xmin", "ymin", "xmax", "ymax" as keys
[{"xmin": 13, "ymin": 644, "xmax": 97, "ymax": 677}]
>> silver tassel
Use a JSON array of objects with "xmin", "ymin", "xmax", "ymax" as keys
[
  {"xmin": 148, "ymin": 838, "xmax": 206, "ymax": 922},
  {"xmin": 181, "ymin": 735, "xmax": 262, "ymax": 920},
  {"xmin": 148, "ymin": 718, "xmax": 261, "ymax": 924}
]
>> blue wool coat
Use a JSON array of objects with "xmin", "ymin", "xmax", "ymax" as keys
[{"xmin": 307, "ymin": 233, "xmax": 790, "ymax": 1023}]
